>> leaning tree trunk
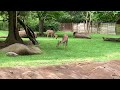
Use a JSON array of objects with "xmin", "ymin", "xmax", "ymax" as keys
[
  {"xmin": 5, "ymin": 11, "xmax": 23, "ymax": 45},
  {"xmin": 17, "ymin": 18, "xmax": 38, "ymax": 45}
]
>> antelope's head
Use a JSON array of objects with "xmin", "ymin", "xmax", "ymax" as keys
[{"xmin": 54, "ymin": 34, "xmax": 58, "ymax": 39}]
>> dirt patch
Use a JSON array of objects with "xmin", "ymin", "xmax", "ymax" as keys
[{"xmin": 0, "ymin": 60, "xmax": 120, "ymax": 79}]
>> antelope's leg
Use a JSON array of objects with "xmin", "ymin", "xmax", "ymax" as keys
[
  {"xmin": 65, "ymin": 42, "xmax": 67, "ymax": 48},
  {"xmin": 63, "ymin": 42, "xmax": 64, "ymax": 46},
  {"xmin": 65, "ymin": 41, "xmax": 68, "ymax": 47},
  {"xmin": 47, "ymin": 33, "xmax": 48, "ymax": 37},
  {"xmin": 65, "ymin": 41, "xmax": 67, "ymax": 46}
]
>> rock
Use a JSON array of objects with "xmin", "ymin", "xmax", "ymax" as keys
[
  {"xmin": 1, "ymin": 43, "xmax": 42, "ymax": 55},
  {"xmin": 6, "ymin": 52, "xmax": 18, "ymax": 56}
]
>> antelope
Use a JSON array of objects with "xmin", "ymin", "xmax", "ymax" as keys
[
  {"xmin": 56, "ymin": 34, "xmax": 68, "ymax": 48},
  {"xmin": 46, "ymin": 30, "xmax": 58, "ymax": 39},
  {"xmin": 46, "ymin": 30, "xmax": 55, "ymax": 38}
]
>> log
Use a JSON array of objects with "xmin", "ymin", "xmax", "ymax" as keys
[
  {"xmin": 103, "ymin": 37, "xmax": 120, "ymax": 42},
  {"xmin": 73, "ymin": 32, "xmax": 91, "ymax": 39},
  {"xmin": 19, "ymin": 30, "xmax": 37, "ymax": 38}
]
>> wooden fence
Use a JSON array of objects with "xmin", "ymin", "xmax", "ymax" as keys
[{"xmin": 60, "ymin": 23, "xmax": 116, "ymax": 34}]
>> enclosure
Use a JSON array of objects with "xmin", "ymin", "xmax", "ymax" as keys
[{"xmin": 0, "ymin": 11, "xmax": 120, "ymax": 79}]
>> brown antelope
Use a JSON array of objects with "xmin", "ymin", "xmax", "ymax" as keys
[
  {"xmin": 56, "ymin": 34, "xmax": 68, "ymax": 48},
  {"xmin": 46, "ymin": 30, "xmax": 55, "ymax": 38},
  {"xmin": 46, "ymin": 30, "xmax": 58, "ymax": 39}
]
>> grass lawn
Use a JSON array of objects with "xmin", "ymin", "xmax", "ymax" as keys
[{"xmin": 0, "ymin": 31, "xmax": 120, "ymax": 67}]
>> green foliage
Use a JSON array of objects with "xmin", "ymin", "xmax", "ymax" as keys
[
  {"xmin": 92, "ymin": 11, "xmax": 119, "ymax": 22},
  {"xmin": 68, "ymin": 11, "xmax": 85, "ymax": 23},
  {"xmin": 0, "ymin": 21, "xmax": 8, "ymax": 30},
  {"xmin": 58, "ymin": 11, "xmax": 73, "ymax": 23},
  {"xmin": 35, "ymin": 20, "xmax": 61, "ymax": 32},
  {"xmin": 25, "ymin": 13, "xmax": 39, "ymax": 31},
  {"xmin": 18, "ymin": 11, "xmax": 30, "ymax": 21},
  {"xmin": 55, "ymin": 31, "xmax": 73, "ymax": 37},
  {"xmin": 58, "ymin": 11, "xmax": 87, "ymax": 23},
  {"xmin": 44, "ymin": 20, "xmax": 60, "ymax": 31},
  {"xmin": 0, "ymin": 12, "xmax": 8, "ymax": 30}
]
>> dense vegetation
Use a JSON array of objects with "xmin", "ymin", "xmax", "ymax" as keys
[{"xmin": 0, "ymin": 11, "xmax": 120, "ymax": 32}]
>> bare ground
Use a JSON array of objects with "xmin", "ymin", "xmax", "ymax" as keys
[{"xmin": 0, "ymin": 60, "xmax": 120, "ymax": 79}]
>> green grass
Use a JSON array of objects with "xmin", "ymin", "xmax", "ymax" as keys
[
  {"xmin": 0, "ymin": 31, "xmax": 120, "ymax": 67},
  {"xmin": 55, "ymin": 31, "xmax": 73, "ymax": 37},
  {"xmin": 0, "ymin": 30, "xmax": 8, "ymax": 36}
]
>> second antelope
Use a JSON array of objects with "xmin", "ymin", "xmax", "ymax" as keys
[
  {"xmin": 46, "ymin": 30, "xmax": 58, "ymax": 39},
  {"xmin": 56, "ymin": 34, "xmax": 68, "ymax": 48}
]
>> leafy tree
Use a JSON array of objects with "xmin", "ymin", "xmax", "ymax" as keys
[{"xmin": 35, "ymin": 11, "xmax": 64, "ymax": 35}]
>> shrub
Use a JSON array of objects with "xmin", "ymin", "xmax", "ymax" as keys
[
  {"xmin": 0, "ymin": 21, "xmax": 8, "ymax": 30},
  {"xmin": 44, "ymin": 20, "xmax": 60, "ymax": 31}
]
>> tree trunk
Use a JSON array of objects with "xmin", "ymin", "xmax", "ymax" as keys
[
  {"xmin": 88, "ymin": 12, "xmax": 92, "ymax": 33},
  {"xmin": 85, "ymin": 11, "xmax": 89, "ymax": 33},
  {"xmin": 115, "ymin": 18, "xmax": 120, "ymax": 35},
  {"xmin": 39, "ymin": 17, "xmax": 44, "ymax": 36},
  {"xmin": 97, "ymin": 22, "xmax": 101, "ymax": 34},
  {"xmin": 84, "ymin": 21, "xmax": 85, "ymax": 31},
  {"xmin": 88, "ymin": 21, "xmax": 91, "ymax": 33},
  {"xmin": 90, "ymin": 21, "xmax": 93, "ymax": 33},
  {"xmin": 5, "ymin": 11, "xmax": 23, "ymax": 45}
]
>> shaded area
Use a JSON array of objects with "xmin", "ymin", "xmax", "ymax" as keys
[{"xmin": 0, "ymin": 60, "xmax": 119, "ymax": 79}]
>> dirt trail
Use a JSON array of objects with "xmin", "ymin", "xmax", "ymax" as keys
[{"xmin": 0, "ymin": 60, "xmax": 120, "ymax": 79}]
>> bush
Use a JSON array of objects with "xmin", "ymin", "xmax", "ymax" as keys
[
  {"xmin": 0, "ymin": 21, "xmax": 8, "ymax": 30},
  {"xmin": 26, "ymin": 17, "xmax": 39, "ymax": 31},
  {"xmin": 44, "ymin": 20, "xmax": 60, "ymax": 31},
  {"xmin": 55, "ymin": 31, "xmax": 73, "ymax": 37},
  {"xmin": 35, "ymin": 20, "xmax": 60, "ymax": 32}
]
